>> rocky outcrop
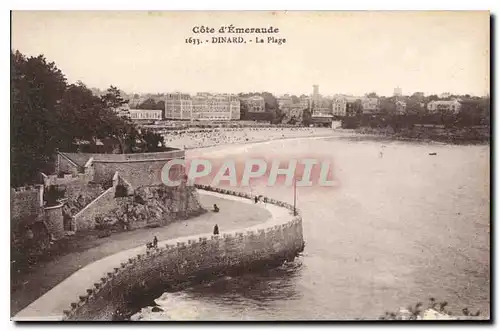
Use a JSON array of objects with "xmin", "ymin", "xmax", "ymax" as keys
[
  {"xmin": 95, "ymin": 185, "xmax": 205, "ymax": 231},
  {"xmin": 379, "ymin": 299, "xmax": 487, "ymax": 320}
]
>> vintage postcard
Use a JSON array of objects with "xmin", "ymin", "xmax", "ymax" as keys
[{"xmin": 10, "ymin": 11, "xmax": 490, "ymax": 321}]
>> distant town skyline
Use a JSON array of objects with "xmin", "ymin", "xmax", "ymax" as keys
[
  {"xmin": 11, "ymin": 11, "xmax": 490, "ymax": 97},
  {"xmin": 93, "ymin": 87, "xmax": 485, "ymax": 99}
]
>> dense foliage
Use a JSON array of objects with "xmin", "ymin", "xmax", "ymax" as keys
[
  {"xmin": 11, "ymin": 51, "xmax": 165, "ymax": 187},
  {"xmin": 136, "ymin": 98, "xmax": 165, "ymax": 110}
]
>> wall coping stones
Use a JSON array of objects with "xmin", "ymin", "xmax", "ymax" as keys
[
  {"xmin": 12, "ymin": 185, "xmax": 44, "ymax": 192},
  {"xmin": 15, "ymin": 185, "xmax": 303, "ymax": 321},
  {"xmin": 44, "ymin": 203, "xmax": 64, "ymax": 211},
  {"xmin": 93, "ymin": 157, "xmax": 182, "ymax": 164}
]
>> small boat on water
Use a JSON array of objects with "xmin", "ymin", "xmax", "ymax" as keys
[{"xmin": 429, "ymin": 152, "xmax": 437, "ymax": 156}]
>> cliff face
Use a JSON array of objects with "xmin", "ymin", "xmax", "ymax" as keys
[{"xmin": 96, "ymin": 185, "xmax": 206, "ymax": 231}]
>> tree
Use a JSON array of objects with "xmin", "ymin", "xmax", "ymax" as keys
[
  {"xmin": 458, "ymin": 98, "xmax": 491, "ymax": 127},
  {"xmin": 137, "ymin": 98, "xmax": 164, "ymax": 110},
  {"xmin": 11, "ymin": 51, "xmax": 68, "ymax": 186},
  {"xmin": 99, "ymin": 113, "xmax": 138, "ymax": 154},
  {"xmin": 261, "ymin": 92, "xmax": 280, "ymax": 123},
  {"xmin": 59, "ymin": 82, "xmax": 107, "ymax": 149},
  {"xmin": 11, "ymin": 50, "xmax": 171, "ymax": 187},
  {"xmin": 101, "ymin": 85, "xmax": 127, "ymax": 110},
  {"xmin": 302, "ymin": 107, "xmax": 312, "ymax": 126},
  {"xmin": 261, "ymin": 92, "xmax": 279, "ymax": 112},
  {"xmin": 406, "ymin": 97, "xmax": 426, "ymax": 117},
  {"xmin": 365, "ymin": 92, "xmax": 378, "ymax": 98},
  {"xmin": 141, "ymin": 129, "xmax": 165, "ymax": 152},
  {"xmin": 379, "ymin": 97, "xmax": 396, "ymax": 115},
  {"xmin": 411, "ymin": 92, "xmax": 425, "ymax": 100},
  {"xmin": 157, "ymin": 100, "xmax": 165, "ymax": 111}
]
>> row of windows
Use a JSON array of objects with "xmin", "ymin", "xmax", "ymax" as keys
[
  {"xmin": 166, "ymin": 103, "xmax": 240, "ymax": 107},
  {"xmin": 166, "ymin": 110, "xmax": 240, "ymax": 114},
  {"xmin": 165, "ymin": 115, "xmax": 236, "ymax": 120},
  {"xmin": 130, "ymin": 113, "xmax": 162, "ymax": 119}
]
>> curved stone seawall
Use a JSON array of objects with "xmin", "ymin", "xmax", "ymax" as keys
[{"xmin": 14, "ymin": 185, "xmax": 304, "ymax": 321}]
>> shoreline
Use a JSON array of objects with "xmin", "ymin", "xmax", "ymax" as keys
[
  {"xmin": 163, "ymin": 127, "xmax": 489, "ymax": 153},
  {"xmin": 13, "ymin": 130, "xmax": 488, "ymax": 321},
  {"xmin": 162, "ymin": 127, "xmax": 336, "ymax": 150},
  {"xmin": 14, "ymin": 189, "xmax": 296, "ymax": 321},
  {"xmin": 351, "ymin": 128, "xmax": 490, "ymax": 146},
  {"xmin": 186, "ymin": 133, "xmax": 343, "ymax": 152},
  {"xmin": 11, "ymin": 131, "xmax": 335, "ymax": 318}
]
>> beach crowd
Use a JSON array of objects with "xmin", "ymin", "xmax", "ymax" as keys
[{"xmin": 162, "ymin": 127, "xmax": 335, "ymax": 149}]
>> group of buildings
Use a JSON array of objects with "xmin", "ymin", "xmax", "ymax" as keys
[
  {"xmin": 115, "ymin": 86, "xmax": 465, "ymax": 123},
  {"xmin": 306, "ymin": 86, "xmax": 463, "ymax": 119},
  {"xmin": 164, "ymin": 93, "xmax": 241, "ymax": 121}
]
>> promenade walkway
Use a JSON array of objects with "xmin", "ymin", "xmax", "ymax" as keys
[{"xmin": 12, "ymin": 191, "xmax": 271, "ymax": 318}]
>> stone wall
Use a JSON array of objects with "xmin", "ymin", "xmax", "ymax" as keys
[
  {"xmin": 10, "ymin": 185, "xmax": 44, "ymax": 231},
  {"xmin": 41, "ymin": 173, "xmax": 93, "ymax": 187},
  {"xmin": 73, "ymin": 187, "xmax": 118, "ymax": 231},
  {"xmin": 44, "ymin": 204, "xmax": 65, "ymax": 240},
  {"xmin": 61, "ymin": 150, "xmax": 185, "ymax": 188},
  {"xmin": 62, "ymin": 186, "xmax": 304, "ymax": 321},
  {"xmin": 11, "ymin": 185, "xmax": 67, "ymax": 241},
  {"xmin": 92, "ymin": 159, "xmax": 170, "ymax": 188},
  {"xmin": 62, "ymin": 181, "xmax": 106, "ymax": 216}
]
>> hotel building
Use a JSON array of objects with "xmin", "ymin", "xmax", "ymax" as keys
[
  {"xmin": 165, "ymin": 93, "xmax": 240, "ymax": 120},
  {"xmin": 333, "ymin": 96, "xmax": 362, "ymax": 117},
  {"xmin": 427, "ymin": 99, "xmax": 461, "ymax": 115},
  {"xmin": 278, "ymin": 95, "xmax": 293, "ymax": 109}
]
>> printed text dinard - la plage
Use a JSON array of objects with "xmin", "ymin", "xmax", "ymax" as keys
[{"xmin": 185, "ymin": 25, "xmax": 286, "ymax": 45}]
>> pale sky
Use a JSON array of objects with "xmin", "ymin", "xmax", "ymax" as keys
[{"xmin": 11, "ymin": 11, "xmax": 490, "ymax": 97}]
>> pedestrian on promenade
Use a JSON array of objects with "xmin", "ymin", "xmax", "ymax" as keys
[
  {"xmin": 254, "ymin": 196, "xmax": 259, "ymax": 204},
  {"xmin": 153, "ymin": 236, "xmax": 158, "ymax": 248},
  {"xmin": 213, "ymin": 204, "xmax": 220, "ymax": 212},
  {"xmin": 213, "ymin": 224, "xmax": 219, "ymax": 235}
]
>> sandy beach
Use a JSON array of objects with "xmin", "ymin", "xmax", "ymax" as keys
[{"xmin": 162, "ymin": 127, "xmax": 340, "ymax": 150}]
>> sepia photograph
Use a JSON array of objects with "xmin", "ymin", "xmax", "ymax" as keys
[{"xmin": 9, "ymin": 10, "xmax": 490, "ymax": 321}]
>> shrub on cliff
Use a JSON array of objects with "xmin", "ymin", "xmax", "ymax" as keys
[
  {"xmin": 379, "ymin": 298, "xmax": 482, "ymax": 320},
  {"xmin": 95, "ymin": 185, "xmax": 206, "ymax": 233}
]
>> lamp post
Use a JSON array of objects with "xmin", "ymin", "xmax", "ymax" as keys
[{"xmin": 293, "ymin": 176, "xmax": 297, "ymax": 216}]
